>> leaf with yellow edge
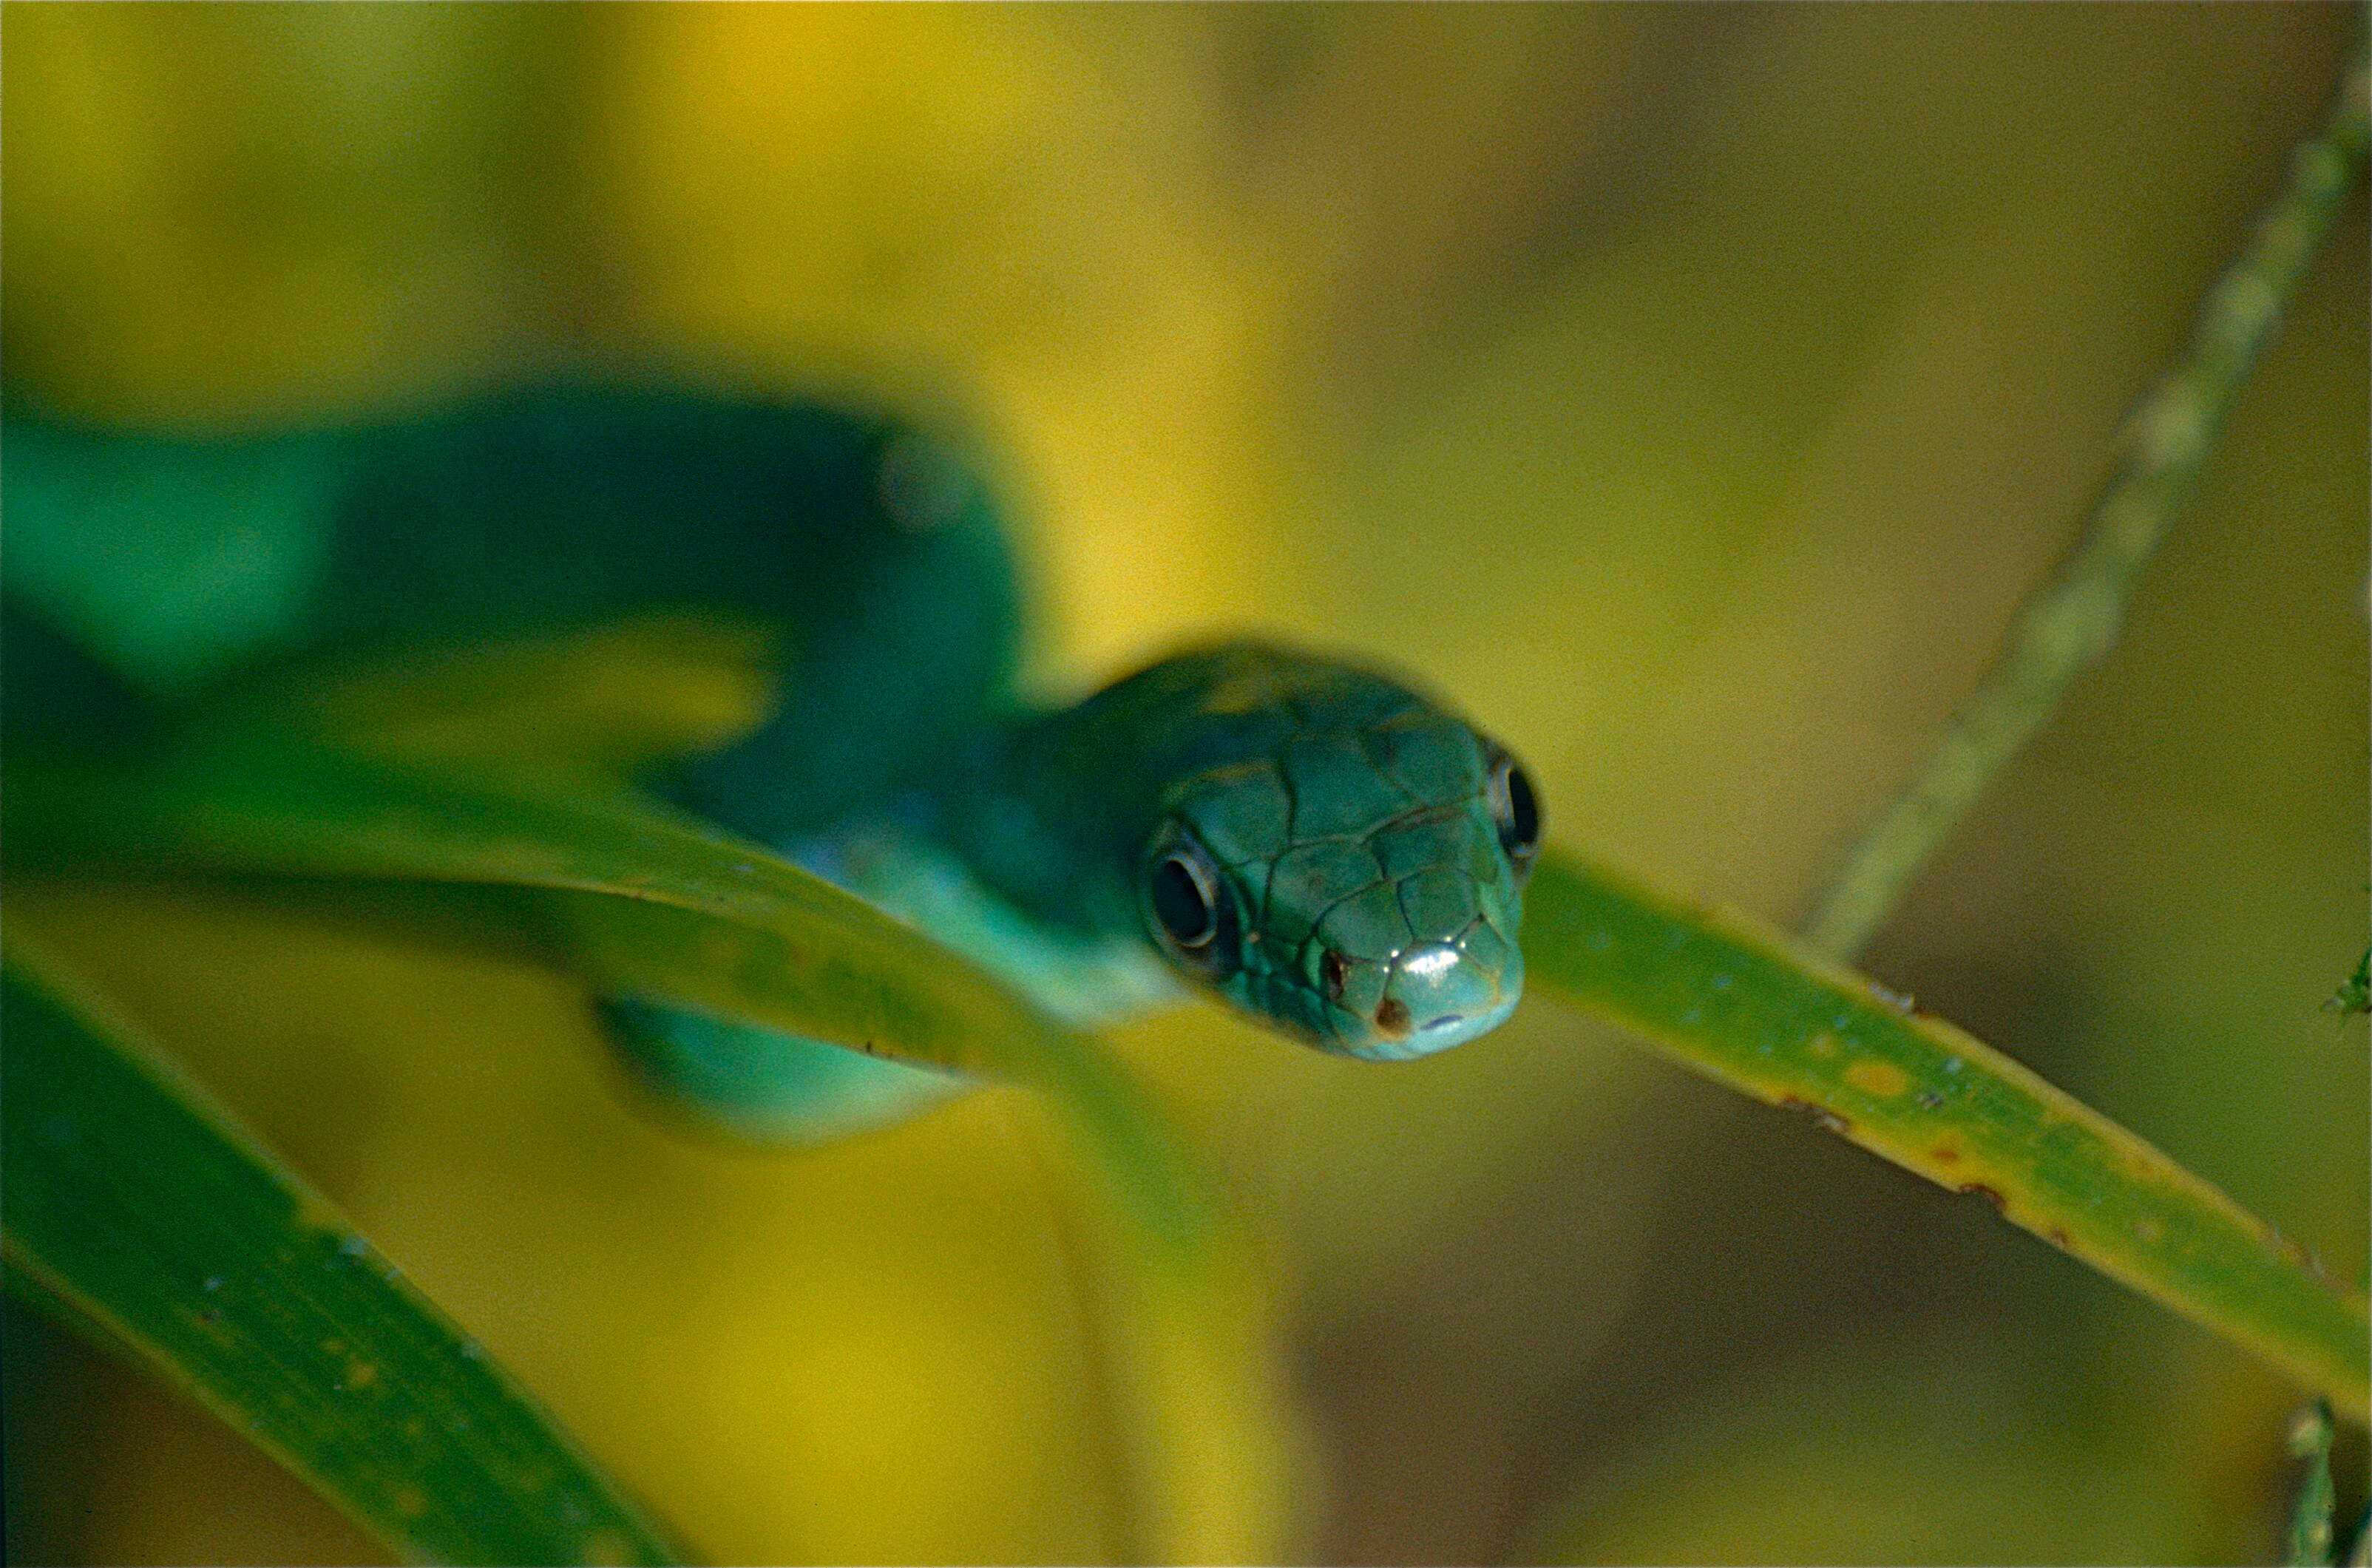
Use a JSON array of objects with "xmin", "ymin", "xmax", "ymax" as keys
[{"xmin": 1523, "ymin": 848, "xmax": 2370, "ymax": 1423}]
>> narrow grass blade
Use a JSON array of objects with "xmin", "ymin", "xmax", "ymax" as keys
[
  {"xmin": 8, "ymin": 733, "xmax": 1300, "ymax": 1563},
  {"xmin": 0, "ymin": 931, "xmax": 688, "ymax": 1567},
  {"xmin": 2287, "ymin": 1400, "xmax": 2338, "ymax": 1566},
  {"xmin": 1525, "ymin": 848, "xmax": 2371, "ymax": 1422}
]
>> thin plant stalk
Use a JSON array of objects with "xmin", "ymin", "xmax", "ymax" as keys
[{"xmin": 1806, "ymin": 21, "xmax": 2369, "ymax": 960}]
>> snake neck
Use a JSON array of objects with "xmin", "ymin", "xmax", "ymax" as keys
[
  {"xmin": 750, "ymin": 701, "xmax": 1171, "ymax": 1032},
  {"xmin": 909, "ymin": 702, "xmax": 1148, "ymax": 945}
]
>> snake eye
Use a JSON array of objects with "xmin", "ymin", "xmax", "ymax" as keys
[
  {"xmin": 1485, "ymin": 742, "xmax": 1542, "ymax": 879},
  {"xmin": 1144, "ymin": 832, "xmax": 1241, "ymax": 980},
  {"xmin": 1151, "ymin": 855, "xmax": 1215, "ymax": 948}
]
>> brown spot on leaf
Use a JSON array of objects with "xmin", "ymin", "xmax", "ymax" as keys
[
  {"xmin": 1930, "ymin": 1145, "xmax": 1960, "ymax": 1164},
  {"xmin": 2047, "ymin": 1229, "xmax": 2071, "ymax": 1249},
  {"xmin": 2134, "ymin": 1216, "xmax": 2164, "ymax": 1245},
  {"xmin": 1957, "ymin": 1183, "xmax": 2007, "ymax": 1214},
  {"xmin": 1776, "ymin": 1095, "xmax": 1851, "ymax": 1136}
]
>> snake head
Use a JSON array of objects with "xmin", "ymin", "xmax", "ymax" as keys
[{"xmin": 1132, "ymin": 651, "xmax": 1539, "ymax": 1061}]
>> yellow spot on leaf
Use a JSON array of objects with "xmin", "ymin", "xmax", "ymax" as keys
[
  {"xmin": 345, "ymin": 1359, "xmax": 380, "ymax": 1391},
  {"xmin": 1805, "ymin": 1032, "xmax": 1838, "ymax": 1059},
  {"xmin": 1843, "ymin": 1059, "xmax": 1910, "ymax": 1097}
]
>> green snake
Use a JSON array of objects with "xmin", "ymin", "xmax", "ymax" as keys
[{"xmin": 4, "ymin": 387, "xmax": 1539, "ymax": 1140}]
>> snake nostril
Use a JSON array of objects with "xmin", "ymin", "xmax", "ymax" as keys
[{"xmin": 1321, "ymin": 951, "xmax": 1350, "ymax": 1002}]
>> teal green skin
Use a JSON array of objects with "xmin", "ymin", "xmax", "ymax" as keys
[
  {"xmin": 2, "ymin": 389, "xmax": 1537, "ymax": 1139},
  {"xmin": 938, "ymin": 645, "xmax": 1532, "ymax": 1061}
]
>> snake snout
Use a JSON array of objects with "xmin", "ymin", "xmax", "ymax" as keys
[{"xmin": 1352, "ymin": 939, "xmax": 1523, "ymax": 1060}]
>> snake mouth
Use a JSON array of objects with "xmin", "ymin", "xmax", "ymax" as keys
[
  {"xmin": 1339, "ymin": 988, "xmax": 1519, "ymax": 1062},
  {"xmin": 1417, "ymin": 990, "xmax": 1520, "ymax": 1046},
  {"xmin": 1323, "ymin": 940, "xmax": 1523, "ymax": 1062}
]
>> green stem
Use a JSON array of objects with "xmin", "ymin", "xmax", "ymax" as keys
[
  {"xmin": 1805, "ymin": 20, "xmax": 2370, "ymax": 959},
  {"xmin": 2286, "ymin": 1399, "xmax": 2338, "ymax": 1567}
]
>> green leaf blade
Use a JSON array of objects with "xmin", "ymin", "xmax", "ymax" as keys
[
  {"xmin": 1524, "ymin": 848, "xmax": 2371, "ymax": 1422},
  {"xmin": 1, "ymin": 937, "xmax": 689, "ymax": 1567},
  {"xmin": 26, "ymin": 730, "xmax": 1215, "ymax": 1251},
  {"xmin": 9, "ymin": 732, "xmax": 1302, "ymax": 1563}
]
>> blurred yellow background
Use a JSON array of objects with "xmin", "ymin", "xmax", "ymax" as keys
[{"xmin": 4, "ymin": 5, "xmax": 2365, "ymax": 1564}]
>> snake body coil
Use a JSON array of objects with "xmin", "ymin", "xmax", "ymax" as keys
[{"xmin": 5, "ymin": 387, "xmax": 1539, "ymax": 1138}]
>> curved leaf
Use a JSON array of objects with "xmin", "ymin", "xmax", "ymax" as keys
[
  {"xmin": 1523, "ymin": 848, "xmax": 2370, "ymax": 1422},
  {"xmin": 7, "ymin": 730, "xmax": 1301, "ymax": 1562},
  {"xmin": 0, "ymin": 931, "xmax": 688, "ymax": 1567}
]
